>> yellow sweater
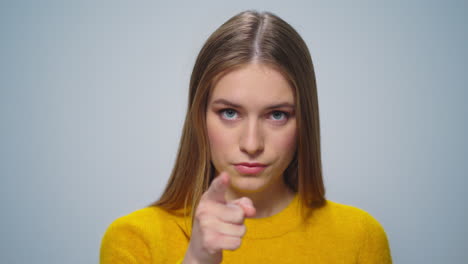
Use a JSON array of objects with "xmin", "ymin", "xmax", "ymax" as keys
[{"xmin": 100, "ymin": 195, "xmax": 392, "ymax": 263}]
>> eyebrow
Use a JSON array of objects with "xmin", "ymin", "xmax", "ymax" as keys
[{"xmin": 212, "ymin": 98, "xmax": 295, "ymax": 110}]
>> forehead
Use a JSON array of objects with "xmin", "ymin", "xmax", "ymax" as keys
[{"xmin": 209, "ymin": 63, "xmax": 295, "ymax": 105}]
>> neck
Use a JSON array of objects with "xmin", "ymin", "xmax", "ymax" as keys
[{"xmin": 226, "ymin": 181, "xmax": 296, "ymax": 218}]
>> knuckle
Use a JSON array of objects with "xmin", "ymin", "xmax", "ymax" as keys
[
  {"xmin": 195, "ymin": 203, "xmax": 213, "ymax": 220},
  {"xmin": 239, "ymin": 225, "xmax": 247, "ymax": 236},
  {"xmin": 226, "ymin": 205, "xmax": 242, "ymax": 221},
  {"xmin": 195, "ymin": 202, "xmax": 207, "ymax": 213},
  {"xmin": 226, "ymin": 237, "xmax": 242, "ymax": 250},
  {"xmin": 234, "ymin": 238, "xmax": 242, "ymax": 249},
  {"xmin": 198, "ymin": 217, "xmax": 213, "ymax": 230},
  {"xmin": 233, "ymin": 207, "xmax": 244, "ymax": 222},
  {"xmin": 195, "ymin": 208, "xmax": 207, "ymax": 220},
  {"xmin": 203, "ymin": 232, "xmax": 220, "ymax": 251}
]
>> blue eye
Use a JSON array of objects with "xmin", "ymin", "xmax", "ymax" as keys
[
  {"xmin": 221, "ymin": 109, "xmax": 238, "ymax": 120},
  {"xmin": 271, "ymin": 111, "xmax": 288, "ymax": 121}
]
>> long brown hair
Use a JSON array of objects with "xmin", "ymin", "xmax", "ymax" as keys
[{"xmin": 151, "ymin": 10, "xmax": 325, "ymax": 219}]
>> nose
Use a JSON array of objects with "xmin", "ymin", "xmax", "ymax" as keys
[{"xmin": 239, "ymin": 118, "xmax": 264, "ymax": 157}]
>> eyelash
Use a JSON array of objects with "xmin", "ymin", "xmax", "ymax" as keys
[{"xmin": 218, "ymin": 108, "xmax": 291, "ymax": 123}]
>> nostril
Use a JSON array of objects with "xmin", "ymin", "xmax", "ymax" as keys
[{"xmin": 239, "ymin": 143, "xmax": 264, "ymax": 157}]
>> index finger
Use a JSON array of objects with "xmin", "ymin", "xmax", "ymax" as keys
[{"xmin": 203, "ymin": 171, "xmax": 229, "ymax": 203}]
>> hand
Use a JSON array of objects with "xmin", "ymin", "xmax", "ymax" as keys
[{"xmin": 183, "ymin": 172, "xmax": 256, "ymax": 264}]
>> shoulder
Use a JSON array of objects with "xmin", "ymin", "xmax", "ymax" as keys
[
  {"xmin": 316, "ymin": 200, "xmax": 381, "ymax": 223},
  {"xmin": 312, "ymin": 200, "xmax": 392, "ymax": 263},
  {"xmin": 102, "ymin": 206, "xmax": 190, "ymax": 242},
  {"xmin": 331, "ymin": 200, "xmax": 386, "ymax": 229},
  {"xmin": 313, "ymin": 200, "xmax": 388, "ymax": 235},
  {"xmin": 108, "ymin": 206, "xmax": 188, "ymax": 229},
  {"xmin": 100, "ymin": 206, "xmax": 190, "ymax": 263}
]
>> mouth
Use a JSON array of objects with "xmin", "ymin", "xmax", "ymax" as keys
[{"xmin": 234, "ymin": 162, "xmax": 267, "ymax": 175}]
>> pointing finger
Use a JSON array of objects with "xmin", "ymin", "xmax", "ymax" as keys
[{"xmin": 203, "ymin": 172, "xmax": 229, "ymax": 203}]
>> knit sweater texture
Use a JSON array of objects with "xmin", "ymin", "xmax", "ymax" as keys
[{"xmin": 100, "ymin": 195, "xmax": 392, "ymax": 263}]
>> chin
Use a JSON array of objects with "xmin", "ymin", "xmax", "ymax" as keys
[{"xmin": 229, "ymin": 174, "xmax": 269, "ymax": 194}]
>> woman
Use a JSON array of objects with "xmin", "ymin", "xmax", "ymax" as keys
[{"xmin": 100, "ymin": 10, "xmax": 392, "ymax": 264}]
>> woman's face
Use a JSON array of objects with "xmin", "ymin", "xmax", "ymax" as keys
[{"xmin": 206, "ymin": 63, "xmax": 297, "ymax": 195}]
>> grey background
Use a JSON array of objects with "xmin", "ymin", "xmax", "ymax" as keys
[{"xmin": 1, "ymin": 1, "xmax": 467, "ymax": 263}]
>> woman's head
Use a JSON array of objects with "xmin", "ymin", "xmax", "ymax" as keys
[
  {"xmin": 153, "ymin": 10, "xmax": 325, "ymax": 214},
  {"xmin": 206, "ymin": 63, "xmax": 297, "ymax": 199}
]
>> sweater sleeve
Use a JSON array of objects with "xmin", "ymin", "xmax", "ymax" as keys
[
  {"xmin": 100, "ymin": 219, "xmax": 152, "ymax": 264},
  {"xmin": 357, "ymin": 212, "xmax": 392, "ymax": 264}
]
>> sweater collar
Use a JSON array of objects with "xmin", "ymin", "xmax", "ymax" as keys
[{"xmin": 243, "ymin": 193, "xmax": 302, "ymax": 239}]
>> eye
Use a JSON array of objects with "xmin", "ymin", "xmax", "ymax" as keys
[
  {"xmin": 269, "ymin": 111, "xmax": 289, "ymax": 121},
  {"xmin": 219, "ymin": 108, "xmax": 239, "ymax": 120}
]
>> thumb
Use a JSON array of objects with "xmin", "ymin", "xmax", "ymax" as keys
[
  {"xmin": 231, "ymin": 197, "xmax": 256, "ymax": 218},
  {"xmin": 204, "ymin": 172, "xmax": 229, "ymax": 203}
]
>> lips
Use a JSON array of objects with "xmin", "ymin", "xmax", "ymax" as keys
[{"xmin": 234, "ymin": 162, "xmax": 267, "ymax": 175}]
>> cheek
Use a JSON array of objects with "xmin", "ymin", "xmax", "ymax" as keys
[
  {"xmin": 206, "ymin": 116, "xmax": 231, "ymax": 160},
  {"xmin": 274, "ymin": 126, "xmax": 298, "ymax": 157}
]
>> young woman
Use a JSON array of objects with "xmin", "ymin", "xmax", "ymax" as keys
[{"xmin": 100, "ymin": 10, "xmax": 392, "ymax": 264}]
